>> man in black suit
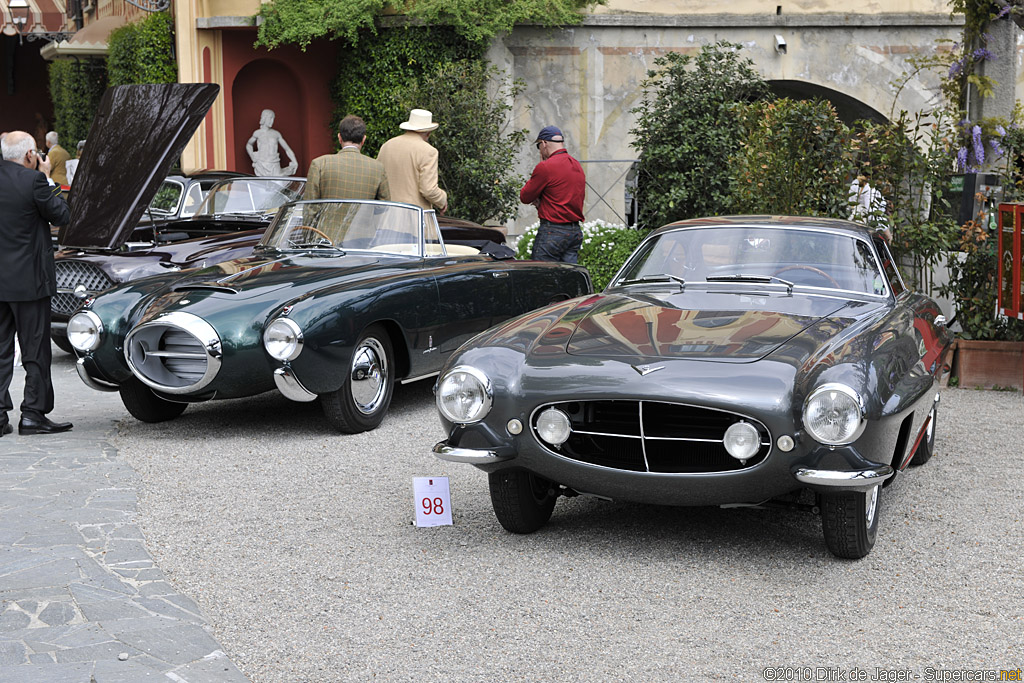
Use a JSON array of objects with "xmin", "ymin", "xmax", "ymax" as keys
[{"xmin": 0, "ymin": 131, "xmax": 74, "ymax": 436}]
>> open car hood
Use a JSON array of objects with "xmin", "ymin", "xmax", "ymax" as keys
[
  {"xmin": 565, "ymin": 292, "xmax": 850, "ymax": 362},
  {"xmin": 59, "ymin": 83, "xmax": 221, "ymax": 250}
]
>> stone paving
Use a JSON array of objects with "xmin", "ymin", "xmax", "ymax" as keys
[{"xmin": 0, "ymin": 353, "xmax": 248, "ymax": 683}]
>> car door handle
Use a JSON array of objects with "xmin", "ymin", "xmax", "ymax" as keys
[{"xmin": 491, "ymin": 271, "xmax": 509, "ymax": 278}]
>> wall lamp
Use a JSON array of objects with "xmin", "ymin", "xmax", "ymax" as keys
[
  {"xmin": 8, "ymin": 0, "xmax": 74, "ymax": 44},
  {"xmin": 774, "ymin": 34, "xmax": 788, "ymax": 54}
]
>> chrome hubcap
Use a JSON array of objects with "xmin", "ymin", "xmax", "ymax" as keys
[
  {"xmin": 350, "ymin": 338, "xmax": 387, "ymax": 414},
  {"xmin": 865, "ymin": 485, "xmax": 879, "ymax": 527}
]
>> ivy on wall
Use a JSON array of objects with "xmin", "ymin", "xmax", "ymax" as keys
[
  {"xmin": 256, "ymin": 0, "xmax": 604, "ymax": 49},
  {"xmin": 107, "ymin": 11, "xmax": 177, "ymax": 86},
  {"xmin": 329, "ymin": 26, "xmax": 484, "ymax": 159},
  {"xmin": 48, "ymin": 59, "xmax": 108, "ymax": 146}
]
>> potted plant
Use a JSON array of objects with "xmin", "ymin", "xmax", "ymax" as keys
[{"xmin": 940, "ymin": 216, "xmax": 1024, "ymax": 389}]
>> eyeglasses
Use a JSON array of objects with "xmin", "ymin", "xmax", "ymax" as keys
[{"xmin": 535, "ymin": 140, "xmax": 544, "ymax": 149}]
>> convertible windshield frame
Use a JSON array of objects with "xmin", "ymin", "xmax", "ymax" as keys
[
  {"xmin": 260, "ymin": 199, "xmax": 428, "ymax": 257},
  {"xmin": 196, "ymin": 177, "xmax": 306, "ymax": 219},
  {"xmin": 611, "ymin": 224, "xmax": 891, "ymax": 300}
]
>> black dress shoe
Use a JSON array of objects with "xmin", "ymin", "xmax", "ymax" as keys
[
  {"xmin": 0, "ymin": 423, "xmax": 12, "ymax": 437},
  {"xmin": 18, "ymin": 416, "xmax": 73, "ymax": 435}
]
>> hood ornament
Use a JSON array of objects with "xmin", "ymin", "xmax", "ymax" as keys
[{"xmin": 632, "ymin": 364, "xmax": 664, "ymax": 376}]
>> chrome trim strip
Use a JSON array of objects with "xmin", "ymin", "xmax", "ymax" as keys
[
  {"xmin": 52, "ymin": 322, "xmax": 68, "ymax": 331},
  {"xmin": 400, "ymin": 371, "xmax": 439, "ymax": 385},
  {"xmin": 432, "ymin": 441, "xmax": 512, "ymax": 464},
  {"xmin": 793, "ymin": 465, "xmax": 894, "ymax": 488},
  {"xmin": 273, "ymin": 367, "xmax": 317, "ymax": 402},
  {"xmin": 75, "ymin": 358, "xmax": 119, "ymax": 392}
]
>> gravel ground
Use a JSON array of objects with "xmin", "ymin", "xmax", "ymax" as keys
[{"xmin": 114, "ymin": 384, "xmax": 1024, "ymax": 682}]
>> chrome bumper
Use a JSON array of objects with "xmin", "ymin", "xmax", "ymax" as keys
[
  {"xmin": 273, "ymin": 367, "xmax": 317, "ymax": 402},
  {"xmin": 793, "ymin": 465, "xmax": 894, "ymax": 489},
  {"xmin": 433, "ymin": 441, "xmax": 513, "ymax": 464},
  {"xmin": 76, "ymin": 357, "xmax": 119, "ymax": 392}
]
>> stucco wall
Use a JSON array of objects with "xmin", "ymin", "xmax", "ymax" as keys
[{"xmin": 497, "ymin": 13, "xmax": 963, "ymax": 231}]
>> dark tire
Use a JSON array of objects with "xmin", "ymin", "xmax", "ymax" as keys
[
  {"xmin": 820, "ymin": 485, "xmax": 880, "ymax": 559},
  {"xmin": 909, "ymin": 403, "xmax": 937, "ymax": 466},
  {"xmin": 119, "ymin": 377, "xmax": 187, "ymax": 423},
  {"xmin": 488, "ymin": 470, "xmax": 558, "ymax": 534},
  {"xmin": 52, "ymin": 335, "xmax": 74, "ymax": 354},
  {"xmin": 321, "ymin": 324, "xmax": 394, "ymax": 433}
]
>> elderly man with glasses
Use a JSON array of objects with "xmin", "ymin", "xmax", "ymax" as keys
[
  {"xmin": 0, "ymin": 131, "xmax": 73, "ymax": 437},
  {"xmin": 519, "ymin": 125, "xmax": 586, "ymax": 263}
]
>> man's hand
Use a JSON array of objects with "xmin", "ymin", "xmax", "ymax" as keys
[{"xmin": 37, "ymin": 154, "xmax": 53, "ymax": 178}]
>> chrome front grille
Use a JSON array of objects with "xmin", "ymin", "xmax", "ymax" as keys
[
  {"xmin": 533, "ymin": 400, "xmax": 771, "ymax": 473},
  {"xmin": 53, "ymin": 261, "xmax": 115, "ymax": 315},
  {"xmin": 125, "ymin": 312, "xmax": 222, "ymax": 394}
]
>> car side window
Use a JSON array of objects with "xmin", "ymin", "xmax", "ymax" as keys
[
  {"xmin": 424, "ymin": 211, "xmax": 444, "ymax": 257},
  {"xmin": 181, "ymin": 184, "xmax": 203, "ymax": 217},
  {"xmin": 874, "ymin": 237, "xmax": 906, "ymax": 297}
]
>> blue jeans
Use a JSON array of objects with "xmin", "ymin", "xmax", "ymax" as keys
[{"xmin": 532, "ymin": 221, "xmax": 583, "ymax": 263}]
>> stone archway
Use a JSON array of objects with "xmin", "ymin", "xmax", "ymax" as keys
[
  {"xmin": 768, "ymin": 80, "xmax": 889, "ymax": 126},
  {"xmin": 231, "ymin": 59, "xmax": 307, "ymax": 176}
]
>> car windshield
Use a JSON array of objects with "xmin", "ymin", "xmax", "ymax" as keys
[
  {"xmin": 615, "ymin": 226, "xmax": 888, "ymax": 296},
  {"xmin": 197, "ymin": 178, "xmax": 305, "ymax": 217},
  {"xmin": 259, "ymin": 200, "xmax": 423, "ymax": 255},
  {"xmin": 147, "ymin": 179, "xmax": 184, "ymax": 215}
]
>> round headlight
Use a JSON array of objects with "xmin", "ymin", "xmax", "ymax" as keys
[
  {"xmin": 436, "ymin": 366, "xmax": 492, "ymax": 424},
  {"xmin": 263, "ymin": 318, "xmax": 303, "ymax": 361},
  {"xmin": 723, "ymin": 421, "xmax": 761, "ymax": 461},
  {"xmin": 67, "ymin": 311, "xmax": 103, "ymax": 352},
  {"xmin": 536, "ymin": 407, "xmax": 571, "ymax": 446},
  {"xmin": 803, "ymin": 383, "xmax": 866, "ymax": 446}
]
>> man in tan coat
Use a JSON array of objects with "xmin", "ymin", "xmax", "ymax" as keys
[
  {"xmin": 376, "ymin": 109, "xmax": 447, "ymax": 212},
  {"xmin": 306, "ymin": 115, "xmax": 389, "ymax": 200},
  {"xmin": 44, "ymin": 131, "xmax": 70, "ymax": 187}
]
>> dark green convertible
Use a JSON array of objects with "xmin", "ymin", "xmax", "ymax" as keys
[{"xmin": 68, "ymin": 199, "xmax": 591, "ymax": 432}]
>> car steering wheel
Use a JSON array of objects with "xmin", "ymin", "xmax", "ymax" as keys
[
  {"xmin": 772, "ymin": 264, "xmax": 840, "ymax": 288},
  {"xmin": 288, "ymin": 225, "xmax": 333, "ymax": 247}
]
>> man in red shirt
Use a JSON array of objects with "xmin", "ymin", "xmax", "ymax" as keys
[{"xmin": 519, "ymin": 126, "xmax": 585, "ymax": 263}]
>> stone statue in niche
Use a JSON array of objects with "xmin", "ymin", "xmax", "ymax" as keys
[{"xmin": 246, "ymin": 109, "xmax": 298, "ymax": 176}]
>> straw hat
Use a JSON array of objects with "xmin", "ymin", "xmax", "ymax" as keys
[{"xmin": 399, "ymin": 109, "xmax": 439, "ymax": 132}]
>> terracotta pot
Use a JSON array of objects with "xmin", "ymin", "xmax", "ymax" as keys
[{"xmin": 954, "ymin": 339, "xmax": 1024, "ymax": 390}]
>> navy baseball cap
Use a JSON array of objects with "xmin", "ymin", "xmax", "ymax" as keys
[{"xmin": 534, "ymin": 126, "xmax": 564, "ymax": 143}]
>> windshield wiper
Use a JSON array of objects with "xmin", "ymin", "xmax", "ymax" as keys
[
  {"xmin": 617, "ymin": 273, "xmax": 686, "ymax": 290},
  {"xmin": 706, "ymin": 273, "xmax": 794, "ymax": 293}
]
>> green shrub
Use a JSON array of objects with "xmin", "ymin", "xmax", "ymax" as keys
[
  {"xmin": 516, "ymin": 221, "xmax": 648, "ymax": 291},
  {"xmin": 730, "ymin": 98, "xmax": 850, "ymax": 217},
  {"xmin": 629, "ymin": 42, "xmax": 769, "ymax": 229},
  {"xmin": 107, "ymin": 12, "xmax": 177, "ymax": 86},
  {"xmin": 398, "ymin": 61, "xmax": 528, "ymax": 223},
  {"xmin": 48, "ymin": 59, "xmax": 107, "ymax": 145}
]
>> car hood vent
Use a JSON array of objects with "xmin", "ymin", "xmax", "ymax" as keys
[{"xmin": 565, "ymin": 293, "xmax": 849, "ymax": 361}]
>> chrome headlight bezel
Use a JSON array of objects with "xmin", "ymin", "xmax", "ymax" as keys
[
  {"xmin": 263, "ymin": 317, "xmax": 304, "ymax": 362},
  {"xmin": 802, "ymin": 383, "xmax": 866, "ymax": 446},
  {"xmin": 67, "ymin": 310, "xmax": 103, "ymax": 352},
  {"xmin": 435, "ymin": 365, "xmax": 493, "ymax": 424}
]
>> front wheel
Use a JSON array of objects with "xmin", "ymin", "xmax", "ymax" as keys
[
  {"xmin": 119, "ymin": 377, "xmax": 187, "ymax": 423},
  {"xmin": 820, "ymin": 485, "xmax": 880, "ymax": 559},
  {"xmin": 488, "ymin": 470, "xmax": 558, "ymax": 534},
  {"xmin": 321, "ymin": 324, "xmax": 394, "ymax": 433},
  {"xmin": 909, "ymin": 404, "xmax": 937, "ymax": 466}
]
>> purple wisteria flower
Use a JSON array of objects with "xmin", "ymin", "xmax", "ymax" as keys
[
  {"xmin": 972, "ymin": 125, "xmax": 985, "ymax": 167},
  {"xmin": 957, "ymin": 146, "xmax": 969, "ymax": 171},
  {"xmin": 996, "ymin": 4, "xmax": 1012, "ymax": 20},
  {"xmin": 972, "ymin": 47, "xmax": 996, "ymax": 62},
  {"xmin": 949, "ymin": 60, "xmax": 964, "ymax": 78}
]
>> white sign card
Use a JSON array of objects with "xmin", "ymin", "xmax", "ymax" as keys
[{"xmin": 413, "ymin": 476, "xmax": 453, "ymax": 527}]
